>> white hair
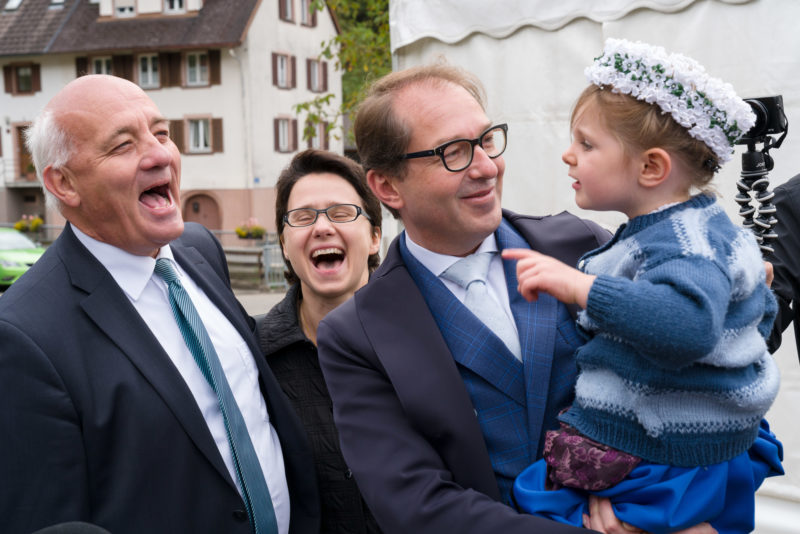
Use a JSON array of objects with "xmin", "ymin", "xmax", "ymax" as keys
[{"xmin": 25, "ymin": 108, "xmax": 74, "ymax": 211}]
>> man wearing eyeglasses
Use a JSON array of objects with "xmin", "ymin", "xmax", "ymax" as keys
[{"xmin": 314, "ymin": 64, "xmax": 619, "ymax": 533}]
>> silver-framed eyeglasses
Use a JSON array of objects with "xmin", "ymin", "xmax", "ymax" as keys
[
  {"xmin": 403, "ymin": 123, "xmax": 508, "ymax": 172},
  {"xmin": 284, "ymin": 203, "xmax": 371, "ymax": 228}
]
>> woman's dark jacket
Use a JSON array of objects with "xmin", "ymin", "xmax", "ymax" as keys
[{"xmin": 256, "ymin": 284, "xmax": 381, "ymax": 534}]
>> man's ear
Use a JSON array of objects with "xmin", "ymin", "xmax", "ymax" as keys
[
  {"xmin": 369, "ymin": 225, "xmax": 382, "ymax": 255},
  {"xmin": 42, "ymin": 165, "xmax": 80, "ymax": 208},
  {"xmin": 639, "ymin": 148, "xmax": 671, "ymax": 188},
  {"xmin": 367, "ymin": 169, "xmax": 404, "ymax": 213}
]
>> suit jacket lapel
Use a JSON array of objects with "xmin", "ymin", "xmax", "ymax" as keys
[
  {"xmin": 398, "ymin": 235, "xmax": 526, "ymax": 405},
  {"xmin": 357, "ymin": 239, "xmax": 503, "ymax": 499},
  {"xmin": 59, "ymin": 227, "xmax": 234, "ymax": 487}
]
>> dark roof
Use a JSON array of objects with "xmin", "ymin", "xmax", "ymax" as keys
[
  {"xmin": 0, "ymin": 0, "xmax": 73, "ymax": 56},
  {"xmin": 0, "ymin": 0, "xmax": 261, "ymax": 57}
]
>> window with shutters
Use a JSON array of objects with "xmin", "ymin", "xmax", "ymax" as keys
[
  {"xmin": 186, "ymin": 52, "xmax": 209, "ymax": 86},
  {"xmin": 308, "ymin": 121, "xmax": 328, "ymax": 150},
  {"xmin": 307, "ymin": 59, "xmax": 327, "ymax": 93},
  {"xmin": 91, "ymin": 57, "xmax": 113, "ymax": 75},
  {"xmin": 273, "ymin": 53, "xmax": 295, "ymax": 89},
  {"xmin": 274, "ymin": 118, "xmax": 297, "ymax": 153},
  {"xmin": 300, "ymin": 0, "xmax": 316, "ymax": 26},
  {"xmin": 3, "ymin": 63, "xmax": 41, "ymax": 95},
  {"xmin": 174, "ymin": 117, "xmax": 223, "ymax": 155},
  {"xmin": 138, "ymin": 54, "xmax": 159, "ymax": 89},
  {"xmin": 279, "ymin": 0, "xmax": 294, "ymax": 22}
]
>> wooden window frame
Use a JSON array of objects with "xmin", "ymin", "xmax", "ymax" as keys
[
  {"xmin": 3, "ymin": 63, "xmax": 41, "ymax": 95},
  {"xmin": 274, "ymin": 117, "xmax": 298, "ymax": 153},
  {"xmin": 137, "ymin": 54, "xmax": 160, "ymax": 90},
  {"xmin": 185, "ymin": 51, "xmax": 209, "ymax": 87},
  {"xmin": 279, "ymin": 0, "xmax": 294, "ymax": 22},
  {"xmin": 272, "ymin": 53, "xmax": 296, "ymax": 89}
]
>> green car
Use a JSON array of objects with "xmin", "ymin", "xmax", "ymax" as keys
[{"xmin": 0, "ymin": 228, "xmax": 46, "ymax": 289}]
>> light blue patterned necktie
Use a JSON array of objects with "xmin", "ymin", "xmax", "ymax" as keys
[
  {"xmin": 154, "ymin": 258, "xmax": 278, "ymax": 534},
  {"xmin": 441, "ymin": 251, "xmax": 522, "ymax": 360}
]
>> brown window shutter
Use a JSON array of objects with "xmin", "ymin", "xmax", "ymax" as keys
[
  {"xmin": 31, "ymin": 64, "xmax": 41, "ymax": 93},
  {"xmin": 273, "ymin": 119, "xmax": 280, "ymax": 151},
  {"xmin": 157, "ymin": 53, "xmax": 169, "ymax": 85},
  {"xmin": 306, "ymin": 120, "xmax": 312, "ymax": 149},
  {"xmin": 166, "ymin": 53, "xmax": 182, "ymax": 87},
  {"xmin": 323, "ymin": 121, "xmax": 329, "ymax": 150},
  {"xmin": 112, "ymin": 55, "xmax": 134, "ymax": 81},
  {"xmin": 290, "ymin": 56, "xmax": 296, "ymax": 88},
  {"xmin": 212, "ymin": 118, "xmax": 223, "ymax": 152},
  {"xmin": 311, "ymin": 9, "xmax": 317, "ymax": 27},
  {"xmin": 170, "ymin": 119, "xmax": 185, "ymax": 154},
  {"xmin": 271, "ymin": 53, "xmax": 278, "ymax": 86},
  {"xmin": 75, "ymin": 57, "xmax": 88, "ymax": 78},
  {"xmin": 322, "ymin": 61, "xmax": 328, "ymax": 92},
  {"xmin": 279, "ymin": 0, "xmax": 286, "ymax": 20},
  {"xmin": 3, "ymin": 65, "xmax": 12, "ymax": 94},
  {"xmin": 209, "ymin": 50, "xmax": 221, "ymax": 85},
  {"xmin": 291, "ymin": 119, "xmax": 298, "ymax": 151},
  {"xmin": 306, "ymin": 59, "xmax": 312, "ymax": 91}
]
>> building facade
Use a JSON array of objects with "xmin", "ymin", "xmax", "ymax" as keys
[{"xmin": 0, "ymin": 0, "xmax": 341, "ymax": 243}]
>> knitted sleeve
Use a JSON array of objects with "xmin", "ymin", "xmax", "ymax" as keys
[{"xmin": 584, "ymin": 254, "xmax": 733, "ymax": 369}]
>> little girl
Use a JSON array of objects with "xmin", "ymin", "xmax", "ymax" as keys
[{"xmin": 503, "ymin": 39, "xmax": 783, "ymax": 533}]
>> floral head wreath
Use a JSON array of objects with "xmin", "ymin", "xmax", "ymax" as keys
[{"xmin": 585, "ymin": 38, "xmax": 755, "ymax": 166}]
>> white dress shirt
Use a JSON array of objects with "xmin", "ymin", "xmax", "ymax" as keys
[
  {"xmin": 404, "ymin": 232, "xmax": 521, "ymax": 359},
  {"xmin": 73, "ymin": 227, "xmax": 290, "ymax": 534}
]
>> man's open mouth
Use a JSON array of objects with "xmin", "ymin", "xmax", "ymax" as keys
[{"xmin": 140, "ymin": 183, "xmax": 172, "ymax": 208}]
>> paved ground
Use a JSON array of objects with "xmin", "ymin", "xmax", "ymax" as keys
[{"xmin": 234, "ymin": 288, "xmax": 287, "ymax": 315}]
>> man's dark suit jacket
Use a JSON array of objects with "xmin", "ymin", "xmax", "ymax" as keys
[
  {"xmin": 0, "ymin": 223, "xmax": 319, "ymax": 534},
  {"xmin": 767, "ymin": 173, "xmax": 800, "ymax": 362},
  {"xmin": 317, "ymin": 210, "xmax": 609, "ymax": 534}
]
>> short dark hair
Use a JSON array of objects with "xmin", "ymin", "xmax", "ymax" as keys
[
  {"xmin": 354, "ymin": 63, "xmax": 486, "ymax": 218},
  {"xmin": 275, "ymin": 149, "xmax": 382, "ymax": 285}
]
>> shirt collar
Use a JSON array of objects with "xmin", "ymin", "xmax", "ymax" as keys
[
  {"xmin": 71, "ymin": 225, "xmax": 173, "ymax": 301},
  {"xmin": 404, "ymin": 232, "xmax": 498, "ymax": 277}
]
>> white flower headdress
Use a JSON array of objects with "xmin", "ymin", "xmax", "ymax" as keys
[{"xmin": 585, "ymin": 38, "xmax": 755, "ymax": 166}]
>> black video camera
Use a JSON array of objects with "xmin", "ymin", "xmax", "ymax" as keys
[{"xmin": 736, "ymin": 96, "xmax": 788, "ymax": 144}]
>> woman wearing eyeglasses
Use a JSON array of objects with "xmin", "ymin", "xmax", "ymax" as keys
[{"xmin": 257, "ymin": 149, "xmax": 383, "ymax": 533}]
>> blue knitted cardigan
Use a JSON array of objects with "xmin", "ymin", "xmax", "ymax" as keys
[{"xmin": 559, "ymin": 194, "xmax": 780, "ymax": 467}]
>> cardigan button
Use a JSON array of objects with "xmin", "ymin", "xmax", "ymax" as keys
[
  {"xmin": 344, "ymin": 468, "xmax": 353, "ymax": 479},
  {"xmin": 232, "ymin": 509, "xmax": 248, "ymax": 522}
]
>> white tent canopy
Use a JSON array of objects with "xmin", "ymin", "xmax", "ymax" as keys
[{"xmin": 390, "ymin": 0, "xmax": 800, "ymax": 531}]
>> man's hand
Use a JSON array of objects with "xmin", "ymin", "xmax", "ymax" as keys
[
  {"xmin": 583, "ymin": 496, "xmax": 718, "ymax": 534},
  {"xmin": 502, "ymin": 248, "xmax": 595, "ymax": 308}
]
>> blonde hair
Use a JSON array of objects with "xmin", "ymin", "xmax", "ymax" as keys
[{"xmin": 573, "ymin": 85, "xmax": 719, "ymax": 191}]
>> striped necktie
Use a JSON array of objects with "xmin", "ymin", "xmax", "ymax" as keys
[{"xmin": 154, "ymin": 258, "xmax": 278, "ymax": 534}]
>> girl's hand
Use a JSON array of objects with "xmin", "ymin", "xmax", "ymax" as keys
[{"xmin": 502, "ymin": 248, "xmax": 595, "ymax": 308}]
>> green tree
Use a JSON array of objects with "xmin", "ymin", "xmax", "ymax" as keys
[{"xmin": 295, "ymin": 0, "xmax": 391, "ymax": 145}]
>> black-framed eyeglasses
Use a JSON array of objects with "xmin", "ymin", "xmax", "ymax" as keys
[
  {"xmin": 283, "ymin": 203, "xmax": 371, "ymax": 228},
  {"xmin": 403, "ymin": 123, "xmax": 508, "ymax": 172}
]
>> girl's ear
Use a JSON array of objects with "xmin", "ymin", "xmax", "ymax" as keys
[{"xmin": 639, "ymin": 148, "xmax": 671, "ymax": 188}]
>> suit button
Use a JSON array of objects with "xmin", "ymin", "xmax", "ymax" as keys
[
  {"xmin": 344, "ymin": 468, "xmax": 353, "ymax": 479},
  {"xmin": 233, "ymin": 509, "xmax": 248, "ymax": 522}
]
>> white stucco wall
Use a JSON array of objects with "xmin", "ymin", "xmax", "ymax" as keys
[{"xmin": 244, "ymin": 2, "xmax": 343, "ymax": 190}]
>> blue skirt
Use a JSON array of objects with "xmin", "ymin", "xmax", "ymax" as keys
[{"xmin": 513, "ymin": 420, "xmax": 784, "ymax": 534}]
